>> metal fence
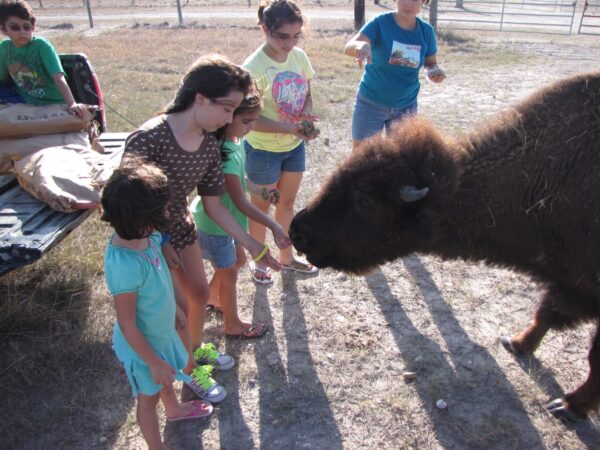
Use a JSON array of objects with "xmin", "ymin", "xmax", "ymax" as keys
[
  {"xmin": 578, "ymin": 0, "xmax": 600, "ymax": 34},
  {"xmin": 32, "ymin": 0, "xmax": 599, "ymax": 35},
  {"xmin": 427, "ymin": 0, "xmax": 579, "ymax": 34}
]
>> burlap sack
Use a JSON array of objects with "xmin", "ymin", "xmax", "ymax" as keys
[
  {"xmin": 0, "ymin": 103, "xmax": 93, "ymax": 139},
  {"xmin": 12, "ymin": 144, "xmax": 118, "ymax": 213},
  {"xmin": 0, "ymin": 131, "xmax": 88, "ymax": 174}
]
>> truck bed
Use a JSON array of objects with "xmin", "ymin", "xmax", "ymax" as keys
[{"xmin": 0, "ymin": 132, "xmax": 127, "ymax": 277}]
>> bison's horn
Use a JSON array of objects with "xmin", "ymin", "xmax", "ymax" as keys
[{"xmin": 399, "ymin": 185, "xmax": 429, "ymax": 203}]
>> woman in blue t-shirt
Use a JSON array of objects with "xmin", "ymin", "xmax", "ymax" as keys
[{"xmin": 344, "ymin": 0, "xmax": 445, "ymax": 151}]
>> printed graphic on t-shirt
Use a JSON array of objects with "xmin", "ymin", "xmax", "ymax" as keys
[
  {"xmin": 389, "ymin": 41, "xmax": 421, "ymax": 68},
  {"xmin": 8, "ymin": 62, "xmax": 47, "ymax": 98},
  {"xmin": 271, "ymin": 70, "xmax": 307, "ymax": 122}
]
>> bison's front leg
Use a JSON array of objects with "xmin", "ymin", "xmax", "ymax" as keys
[
  {"xmin": 547, "ymin": 322, "xmax": 600, "ymax": 421},
  {"xmin": 502, "ymin": 284, "xmax": 600, "ymax": 420},
  {"xmin": 501, "ymin": 285, "xmax": 579, "ymax": 356}
]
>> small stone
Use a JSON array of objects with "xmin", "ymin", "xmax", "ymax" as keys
[
  {"xmin": 323, "ymin": 137, "xmax": 330, "ymax": 146},
  {"xmin": 335, "ymin": 315, "xmax": 346, "ymax": 323},
  {"xmin": 99, "ymin": 437, "xmax": 107, "ymax": 443},
  {"xmin": 248, "ymin": 378, "xmax": 256, "ymax": 387},
  {"xmin": 326, "ymin": 353, "xmax": 336, "ymax": 361},
  {"xmin": 280, "ymin": 293, "xmax": 288, "ymax": 300},
  {"xmin": 402, "ymin": 371, "xmax": 417, "ymax": 382},
  {"xmin": 436, "ymin": 399, "xmax": 447, "ymax": 409},
  {"xmin": 415, "ymin": 355, "xmax": 423, "ymax": 362},
  {"xmin": 336, "ymin": 273, "xmax": 347, "ymax": 281}
]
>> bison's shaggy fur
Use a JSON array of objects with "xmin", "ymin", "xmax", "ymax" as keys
[{"xmin": 290, "ymin": 72, "xmax": 600, "ymax": 420}]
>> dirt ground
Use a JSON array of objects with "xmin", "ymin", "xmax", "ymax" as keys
[{"xmin": 3, "ymin": 4, "xmax": 600, "ymax": 450}]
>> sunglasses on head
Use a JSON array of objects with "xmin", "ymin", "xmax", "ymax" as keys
[{"xmin": 8, "ymin": 23, "xmax": 33, "ymax": 32}]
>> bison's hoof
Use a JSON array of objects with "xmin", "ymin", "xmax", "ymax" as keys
[
  {"xmin": 500, "ymin": 336, "xmax": 518, "ymax": 354},
  {"xmin": 546, "ymin": 398, "xmax": 586, "ymax": 422}
]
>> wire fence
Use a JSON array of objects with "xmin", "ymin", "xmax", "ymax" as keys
[
  {"xmin": 428, "ymin": 0, "xmax": 580, "ymax": 34},
  {"xmin": 31, "ymin": 0, "xmax": 600, "ymax": 34},
  {"xmin": 578, "ymin": 0, "xmax": 600, "ymax": 33}
]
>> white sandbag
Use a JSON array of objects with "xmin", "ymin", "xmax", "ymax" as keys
[
  {"xmin": 0, "ymin": 131, "xmax": 88, "ymax": 174},
  {"xmin": 0, "ymin": 103, "xmax": 94, "ymax": 139},
  {"xmin": 12, "ymin": 144, "xmax": 118, "ymax": 213}
]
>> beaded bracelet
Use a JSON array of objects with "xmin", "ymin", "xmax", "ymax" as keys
[{"xmin": 253, "ymin": 243, "xmax": 269, "ymax": 262}]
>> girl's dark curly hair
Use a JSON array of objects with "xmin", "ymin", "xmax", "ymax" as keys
[{"xmin": 101, "ymin": 156, "xmax": 171, "ymax": 240}]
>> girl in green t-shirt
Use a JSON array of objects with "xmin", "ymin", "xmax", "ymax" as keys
[{"xmin": 192, "ymin": 91, "xmax": 291, "ymax": 339}]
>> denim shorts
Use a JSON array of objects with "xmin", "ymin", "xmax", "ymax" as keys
[
  {"xmin": 351, "ymin": 92, "xmax": 418, "ymax": 141},
  {"xmin": 198, "ymin": 231, "xmax": 236, "ymax": 269},
  {"xmin": 244, "ymin": 140, "xmax": 305, "ymax": 185}
]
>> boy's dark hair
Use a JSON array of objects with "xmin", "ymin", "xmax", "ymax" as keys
[
  {"xmin": 0, "ymin": 0, "xmax": 36, "ymax": 27},
  {"xmin": 258, "ymin": 0, "xmax": 303, "ymax": 31},
  {"xmin": 101, "ymin": 156, "xmax": 171, "ymax": 240},
  {"xmin": 164, "ymin": 54, "xmax": 253, "ymax": 115}
]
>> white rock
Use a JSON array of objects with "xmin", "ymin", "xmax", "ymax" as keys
[{"xmin": 436, "ymin": 399, "xmax": 447, "ymax": 409}]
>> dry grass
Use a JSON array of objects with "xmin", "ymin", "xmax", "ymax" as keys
[{"xmin": 2, "ymin": 16, "xmax": 600, "ymax": 450}]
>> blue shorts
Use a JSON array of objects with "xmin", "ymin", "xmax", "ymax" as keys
[
  {"xmin": 244, "ymin": 140, "xmax": 305, "ymax": 185},
  {"xmin": 198, "ymin": 231, "xmax": 236, "ymax": 269},
  {"xmin": 351, "ymin": 92, "xmax": 418, "ymax": 141}
]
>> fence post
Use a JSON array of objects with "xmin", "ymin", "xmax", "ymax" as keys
[
  {"xmin": 175, "ymin": 0, "xmax": 184, "ymax": 26},
  {"xmin": 354, "ymin": 0, "xmax": 365, "ymax": 30},
  {"xmin": 578, "ymin": 0, "xmax": 588, "ymax": 34},
  {"xmin": 430, "ymin": 0, "xmax": 438, "ymax": 29},
  {"xmin": 85, "ymin": 0, "xmax": 93, "ymax": 28},
  {"xmin": 499, "ymin": 0, "xmax": 506, "ymax": 30}
]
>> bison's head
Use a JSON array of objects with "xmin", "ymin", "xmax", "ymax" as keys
[{"xmin": 290, "ymin": 118, "xmax": 462, "ymax": 274}]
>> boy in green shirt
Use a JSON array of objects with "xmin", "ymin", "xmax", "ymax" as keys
[{"xmin": 0, "ymin": 0, "xmax": 86, "ymax": 117}]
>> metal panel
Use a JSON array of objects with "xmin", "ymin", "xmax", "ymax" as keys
[{"xmin": 0, "ymin": 133, "xmax": 126, "ymax": 277}]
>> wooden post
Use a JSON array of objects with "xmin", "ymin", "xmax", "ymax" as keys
[
  {"xmin": 84, "ymin": 0, "xmax": 93, "ymax": 28},
  {"xmin": 429, "ymin": 0, "xmax": 438, "ymax": 29},
  {"xmin": 176, "ymin": 0, "xmax": 184, "ymax": 26},
  {"xmin": 354, "ymin": 0, "xmax": 365, "ymax": 31}
]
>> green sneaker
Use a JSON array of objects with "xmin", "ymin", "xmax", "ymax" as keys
[
  {"xmin": 185, "ymin": 365, "xmax": 227, "ymax": 403},
  {"xmin": 193, "ymin": 342, "xmax": 235, "ymax": 371}
]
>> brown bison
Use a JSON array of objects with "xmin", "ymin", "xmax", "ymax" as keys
[{"xmin": 290, "ymin": 72, "xmax": 600, "ymax": 420}]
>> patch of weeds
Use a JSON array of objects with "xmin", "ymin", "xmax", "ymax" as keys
[
  {"xmin": 437, "ymin": 29, "xmax": 475, "ymax": 46},
  {"xmin": 50, "ymin": 22, "xmax": 74, "ymax": 30}
]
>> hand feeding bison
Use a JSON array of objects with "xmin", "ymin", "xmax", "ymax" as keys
[{"xmin": 290, "ymin": 72, "xmax": 600, "ymax": 421}]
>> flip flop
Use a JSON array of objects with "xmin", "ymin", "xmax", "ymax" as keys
[
  {"xmin": 249, "ymin": 260, "xmax": 274, "ymax": 286},
  {"xmin": 226, "ymin": 323, "xmax": 268, "ymax": 340},
  {"xmin": 166, "ymin": 400, "xmax": 213, "ymax": 422},
  {"xmin": 281, "ymin": 259, "xmax": 318, "ymax": 274}
]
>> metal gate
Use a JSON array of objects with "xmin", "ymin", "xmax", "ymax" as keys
[
  {"xmin": 427, "ymin": 0, "xmax": 579, "ymax": 35},
  {"xmin": 578, "ymin": 0, "xmax": 600, "ymax": 34}
]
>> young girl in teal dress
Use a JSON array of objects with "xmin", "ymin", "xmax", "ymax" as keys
[{"xmin": 102, "ymin": 157, "xmax": 212, "ymax": 450}]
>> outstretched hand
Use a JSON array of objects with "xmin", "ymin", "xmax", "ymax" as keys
[
  {"xmin": 426, "ymin": 66, "xmax": 446, "ymax": 83},
  {"xmin": 272, "ymin": 225, "xmax": 292, "ymax": 250},
  {"xmin": 355, "ymin": 42, "xmax": 372, "ymax": 69},
  {"xmin": 249, "ymin": 241, "xmax": 281, "ymax": 271}
]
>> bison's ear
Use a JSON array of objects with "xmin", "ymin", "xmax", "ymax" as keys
[{"xmin": 399, "ymin": 185, "xmax": 429, "ymax": 203}]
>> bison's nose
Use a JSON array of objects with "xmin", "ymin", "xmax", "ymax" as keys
[{"xmin": 289, "ymin": 209, "xmax": 311, "ymax": 253}]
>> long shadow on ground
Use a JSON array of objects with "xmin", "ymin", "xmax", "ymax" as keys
[
  {"xmin": 250, "ymin": 272, "xmax": 343, "ymax": 449},
  {"xmin": 0, "ymin": 273, "xmax": 133, "ymax": 450},
  {"xmin": 366, "ymin": 257, "xmax": 545, "ymax": 449}
]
